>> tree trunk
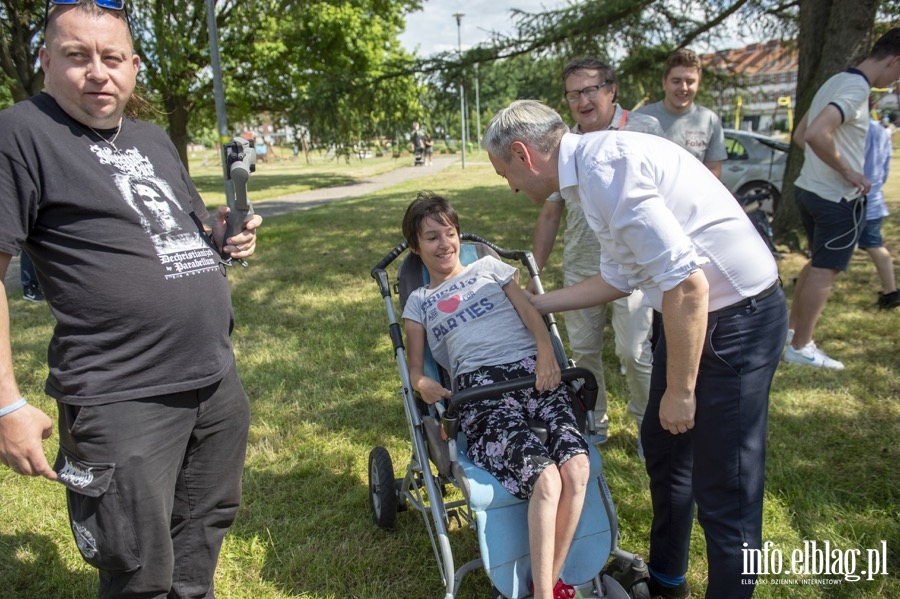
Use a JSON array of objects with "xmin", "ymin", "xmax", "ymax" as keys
[
  {"xmin": 773, "ymin": 0, "xmax": 878, "ymax": 247},
  {"xmin": 164, "ymin": 94, "xmax": 192, "ymax": 174}
]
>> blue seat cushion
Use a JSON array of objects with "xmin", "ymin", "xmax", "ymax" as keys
[{"xmin": 455, "ymin": 439, "xmax": 612, "ymax": 598}]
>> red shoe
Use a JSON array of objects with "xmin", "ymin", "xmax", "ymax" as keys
[
  {"xmin": 554, "ymin": 579, "xmax": 576, "ymax": 599},
  {"xmin": 529, "ymin": 578, "xmax": 576, "ymax": 598}
]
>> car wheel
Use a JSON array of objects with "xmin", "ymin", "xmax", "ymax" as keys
[{"xmin": 736, "ymin": 182, "xmax": 779, "ymax": 218}]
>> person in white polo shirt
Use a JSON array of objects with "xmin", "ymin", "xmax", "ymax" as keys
[{"xmin": 786, "ymin": 28, "xmax": 900, "ymax": 369}]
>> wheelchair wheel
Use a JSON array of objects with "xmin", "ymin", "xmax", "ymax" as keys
[
  {"xmin": 629, "ymin": 580, "xmax": 651, "ymax": 599},
  {"xmin": 368, "ymin": 446, "xmax": 399, "ymax": 529}
]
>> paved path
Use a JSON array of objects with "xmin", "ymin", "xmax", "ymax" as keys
[
  {"xmin": 4, "ymin": 155, "xmax": 460, "ymax": 293},
  {"xmin": 251, "ymin": 154, "xmax": 458, "ymax": 219}
]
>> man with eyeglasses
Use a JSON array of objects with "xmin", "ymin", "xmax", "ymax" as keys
[
  {"xmin": 637, "ymin": 48, "xmax": 726, "ymax": 178},
  {"xmin": 531, "ymin": 57, "xmax": 663, "ymax": 458},
  {"xmin": 0, "ymin": 2, "xmax": 262, "ymax": 597}
]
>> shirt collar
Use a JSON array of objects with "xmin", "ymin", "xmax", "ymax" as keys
[
  {"xmin": 845, "ymin": 67, "xmax": 870, "ymax": 86},
  {"xmin": 571, "ymin": 104, "xmax": 623, "ymax": 134}
]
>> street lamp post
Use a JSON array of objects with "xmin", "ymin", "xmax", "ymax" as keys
[
  {"xmin": 206, "ymin": 0, "xmax": 233, "ymax": 205},
  {"xmin": 454, "ymin": 12, "xmax": 466, "ymax": 169},
  {"xmin": 474, "ymin": 62, "xmax": 481, "ymax": 150}
]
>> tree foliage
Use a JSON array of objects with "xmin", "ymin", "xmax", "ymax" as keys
[
  {"xmin": 128, "ymin": 0, "xmax": 265, "ymax": 170},
  {"xmin": 0, "ymin": 0, "xmax": 421, "ymax": 169},
  {"xmin": 772, "ymin": 0, "xmax": 882, "ymax": 242},
  {"xmin": 410, "ymin": 1, "xmax": 804, "ymax": 150},
  {"xmin": 258, "ymin": 0, "xmax": 423, "ymax": 152},
  {"xmin": 0, "ymin": 0, "xmax": 43, "ymax": 106},
  {"xmin": 1, "ymin": 0, "xmax": 894, "ymax": 203},
  {"xmin": 409, "ymin": 0, "xmax": 897, "ymax": 240}
]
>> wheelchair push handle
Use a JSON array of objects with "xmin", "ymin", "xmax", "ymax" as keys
[
  {"xmin": 371, "ymin": 241, "xmax": 409, "ymax": 297},
  {"xmin": 372, "ymin": 241, "xmax": 409, "ymax": 275}
]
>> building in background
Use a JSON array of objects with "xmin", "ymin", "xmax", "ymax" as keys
[
  {"xmin": 703, "ymin": 39, "xmax": 799, "ymax": 134},
  {"xmin": 702, "ymin": 39, "xmax": 899, "ymax": 135}
]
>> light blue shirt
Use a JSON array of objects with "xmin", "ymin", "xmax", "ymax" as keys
[{"xmin": 864, "ymin": 118, "xmax": 891, "ymax": 220}]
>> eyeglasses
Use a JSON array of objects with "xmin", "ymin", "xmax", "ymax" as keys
[
  {"xmin": 565, "ymin": 81, "xmax": 612, "ymax": 103},
  {"xmin": 44, "ymin": 0, "xmax": 126, "ymax": 32}
]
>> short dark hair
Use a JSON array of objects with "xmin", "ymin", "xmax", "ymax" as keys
[
  {"xmin": 663, "ymin": 48, "xmax": 702, "ymax": 79},
  {"xmin": 402, "ymin": 192, "xmax": 460, "ymax": 253},
  {"xmin": 561, "ymin": 57, "xmax": 617, "ymax": 92},
  {"xmin": 870, "ymin": 28, "xmax": 900, "ymax": 60}
]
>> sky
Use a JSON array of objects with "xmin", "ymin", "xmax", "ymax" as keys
[{"xmin": 398, "ymin": 0, "xmax": 570, "ymax": 57}]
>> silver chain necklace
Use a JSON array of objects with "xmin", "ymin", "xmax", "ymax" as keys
[{"xmin": 87, "ymin": 118, "xmax": 123, "ymax": 153}]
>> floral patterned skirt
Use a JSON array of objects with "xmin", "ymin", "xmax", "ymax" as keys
[{"xmin": 455, "ymin": 356, "xmax": 588, "ymax": 500}]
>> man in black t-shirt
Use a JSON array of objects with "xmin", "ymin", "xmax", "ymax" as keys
[{"xmin": 0, "ymin": 2, "xmax": 262, "ymax": 597}]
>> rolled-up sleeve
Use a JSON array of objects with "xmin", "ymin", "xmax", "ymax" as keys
[{"xmin": 579, "ymin": 150, "xmax": 707, "ymax": 297}]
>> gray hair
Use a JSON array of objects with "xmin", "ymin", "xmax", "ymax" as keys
[{"xmin": 481, "ymin": 100, "xmax": 568, "ymax": 162}]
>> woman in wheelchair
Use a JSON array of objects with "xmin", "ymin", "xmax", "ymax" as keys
[{"xmin": 401, "ymin": 193, "xmax": 590, "ymax": 599}]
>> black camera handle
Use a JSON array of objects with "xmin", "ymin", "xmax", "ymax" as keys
[{"xmin": 222, "ymin": 137, "xmax": 256, "ymax": 266}]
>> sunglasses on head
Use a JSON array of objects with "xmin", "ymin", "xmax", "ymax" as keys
[
  {"xmin": 44, "ymin": 0, "xmax": 127, "ymax": 32},
  {"xmin": 50, "ymin": 0, "xmax": 125, "ymax": 9}
]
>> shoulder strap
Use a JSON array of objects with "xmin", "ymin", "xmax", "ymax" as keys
[{"xmin": 618, "ymin": 109, "xmax": 629, "ymax": 129}]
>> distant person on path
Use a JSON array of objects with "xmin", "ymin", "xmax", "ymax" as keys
[
  {"xmin": 532, "ymin": 56, "xmax": 663, "ymax": 457},
  {"xmin": 0, "ymin": 2, "xmax": 262, "ymax": 597},
  {"xmin": 20, "ymin": 251, "xmax": 44, "ymax": 302},
  {"xmin": 637, "ymin": 48, "xmax": 727, "ymax": 178},
  {"xmin": 401, "ymin": 193, "xmax": 590, "ymax": 599},
  {"xmin": 861, "ymin": 105, "xmax": 899, "ymax": 309},
  {"xmin": 412, "ymin": 121, "xmax": 425, "ymax": 166},
  {"xmin": 482, "ymin": 99, "xmax": 787, "ymax": 599},
  {"xmin": 785, "ymin": 28, "xmax": 900, "ymax": 368},
  {"xmin": 424, "ymin": 133, "xmax": 434, "ymax": 166}
]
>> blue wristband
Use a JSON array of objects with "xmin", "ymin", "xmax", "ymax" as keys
[{"xmin": 0, "ymin": 398, "xmax": 27, "ymax": 418}]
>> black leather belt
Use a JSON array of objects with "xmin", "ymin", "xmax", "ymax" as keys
[{"xmin": 720, "ymin": 279, "xmax": 782, "ymax": 311}]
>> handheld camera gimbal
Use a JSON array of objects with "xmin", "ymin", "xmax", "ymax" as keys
[{"xmin": 222, "ymin": 137, "xmax": 257, "ymax": 266}]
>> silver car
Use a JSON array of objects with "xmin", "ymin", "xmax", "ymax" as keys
[{"xmin": 721, "ymin": 129, "xmax": 788, "ymax": 217}]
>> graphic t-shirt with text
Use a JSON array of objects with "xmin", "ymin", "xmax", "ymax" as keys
[{"xmin": 402, "ymin": 256, "xmax": 536, "ymax": 382}]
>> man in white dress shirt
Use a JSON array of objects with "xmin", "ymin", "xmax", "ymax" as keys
[{"xmin": 482, "ymin": 99, "xmax": 787, "ymax": 599}]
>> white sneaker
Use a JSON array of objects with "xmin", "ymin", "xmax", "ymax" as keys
[{"xmin": 783, "ymin": 341, "xmax": 844, "ymax": 369}]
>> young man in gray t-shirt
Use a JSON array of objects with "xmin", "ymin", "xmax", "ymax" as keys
[{"xmin": 638, "ymin": 48, "xmax": 726, "ymax": 178}]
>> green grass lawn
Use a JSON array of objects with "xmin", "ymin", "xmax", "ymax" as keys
[
  {"xmin": 187, "ymin": 146, "xmax": 414, "ymax": 208},
  {"xmin": 1, "ymin": 153, "xmax": 898, "ymax": 598}
]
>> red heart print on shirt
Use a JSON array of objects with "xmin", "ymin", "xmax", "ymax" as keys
[{"xmin": 438, "ymin": 295, "xmax": 461, "ymax": 313}]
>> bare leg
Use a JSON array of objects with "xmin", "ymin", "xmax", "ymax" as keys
[
  {"xmin": 788, "ymin": 262, "xmax": 810, "ymax": 332},
  {"xmin": 865, "ymin": 246, "xmax": 897, "ymax": 294},
  {"xmin": 790, "ymin": 264, "xmax": 839, "ymax": 348},
  {"xmin": 529, "ymin": 466, "xmax": 562, "ymax": 599},
  {"xmin": 551, "ymin": 454, "xmax": 590, "ymax": 582}
]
